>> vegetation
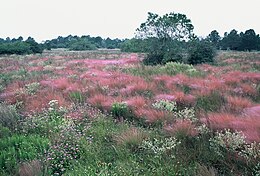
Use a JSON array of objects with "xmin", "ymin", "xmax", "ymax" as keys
[
  {"xmin": 0, "ymin": 50, "xmax": 259, "ymax": 175},
  {"xmin": 44, "ymin": 35, "xmax": 123, "ymax": 50},
  {"xmin": 0, "ymin": 37, "xmax": 43, "ymax": 55},
  {"xmin": 1, "ymin": 10, "xmax": 260, "ymax": 176}
]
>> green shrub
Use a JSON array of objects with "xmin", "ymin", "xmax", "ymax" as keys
[
  {"xmin": 0, "ymin": 134, "xmax": 49, "ymax": 175},
  {"xmin": 187, "ymin": 40, "xmax": 216, "ymax": 65},
  {"xmin": 0, "ymin": 124, "xmax": 11, "ymax": 138},
  {"xmin": 143, "ymin": 53, "xmax": 164, "ymax": 65}
]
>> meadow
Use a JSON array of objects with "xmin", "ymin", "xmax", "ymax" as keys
[{"xmin": 0, "ymin": 50, "xmax": 260, "ymax": 175}]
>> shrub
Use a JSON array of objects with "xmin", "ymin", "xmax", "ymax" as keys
[
  {"xmin": 152, "ymin": 99, "xmax": 177, "ymax": 112},
  {"xmin": 0, "ymin": 124, "xmax": 11, "ymax": 138},
  {"xmin": 187, "ymin": 40, "xmax": 216, "ymax": 65},
  {"xmin": 162, "ymin": 62, "xmax": 199, "ymax": 76},
  {"xmin": 143, "ymin": 53, "xmax": 164, "ymax": 65},
  {"xmin": 210, "ymin": 129, "xmax": 246, "ymax": 156}
]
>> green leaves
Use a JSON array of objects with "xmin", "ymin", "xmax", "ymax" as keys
[{"xmin": 136, "ymin": 12, "xmax": 194, "ymax": 41}]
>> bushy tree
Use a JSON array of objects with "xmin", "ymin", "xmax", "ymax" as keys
[
  {"xmin": 135, "ymin": 12, "xmax": 195, "ymax": 65},
  {"xmin": 187, "ymin": 40, "xmax": 216, "ymax": 65}
]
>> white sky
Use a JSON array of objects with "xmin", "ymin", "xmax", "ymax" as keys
[{"xmin": 1, "ymin": 0, "xmax": 260, "ymax": 42}]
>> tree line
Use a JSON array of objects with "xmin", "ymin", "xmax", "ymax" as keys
[
  {"xmin": 0, "ymin": 35, "xmax": 123, "ymax": 55},
  {"xmin": 0, "ymin": 37, "xmax": 44, "ymax": 55},
  {"xmin": 208, "ymin": 29, "xmax": 260, "ymax": 51}
]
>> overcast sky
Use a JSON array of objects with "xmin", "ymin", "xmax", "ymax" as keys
[{"xmin": 1, "ymin": 0, "xmax": 260, "ymax": 42}]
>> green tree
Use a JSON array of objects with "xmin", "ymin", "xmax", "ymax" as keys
[
  {"xmin": 220, "ymin": 29, "xmax": 241, "ymax": 50},
  {"xmin": 136, "ymin": 12, "xmax": 194, "ymax": 41},
  {"xmin": 207, "ymin": 30, "xmax": 221, "ymax": 48},
  {"xmin": 135, "ymin": 12, "xmax": 195, "ymax": 65},
  {"xmin": 240, "ymin": 29, "xmax": 259, "ymax": 51}
]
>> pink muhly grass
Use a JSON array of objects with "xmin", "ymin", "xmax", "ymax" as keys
[
  {"xmin": 243, "ymin": 105, "xmax": 260, "ymax": 118},
  {"xmin": 120, "ymin": 80, "xmax": 152, "ymax": 96},
  {"xmin": 170, "ymin": 91, "xmax": 196, "ymax": 106},
  {"xmin": 164, "ymin": 119, "xmax": 198, "ymax": 137},
  {"xmin": 87, "ymin": 94, "xmax": 113, "ymax": 111},
  {"xmin": 222, "ymin": 72, "xmax": 242, "ymax": 85},
  {"xmin": 155, "ymin": 94, "xmax": 176, "ymax": 101},
  {"xmin": 24, "ymin": 91, "xmax": 68, "ymax": 113},
  {"xmin": 202, "ymin": 112, "xmax": 260, "ymax": 142},
  {"xmin": 226, "ymin": 96, "xmax": 253, "ymax": 113},
  {"xmin": 133, "ymin": 108, "xmax": 166, "ymax": 123},
  {"xmin": 239, "ymin": 83, "xmax": 258, "ymax": 96},
  {"xmin": 52, "ymin": 78, "xmax": 71, "ymax": 90},
  {"xmin": 201, "ymin": 113, "xmax": 237, "ymax": 130},
  {"xmin": 124, "ymin": 96, "xmax": 147, "ymax": 109}
]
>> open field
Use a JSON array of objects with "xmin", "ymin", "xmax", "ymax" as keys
[{"xmin": 0, "ymin": 50, "xmax": 260, "ymax": 175}]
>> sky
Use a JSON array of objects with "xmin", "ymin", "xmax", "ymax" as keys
[{"xmin": 1, "ymin": 0, "xmax": 260, "ymax": 42}]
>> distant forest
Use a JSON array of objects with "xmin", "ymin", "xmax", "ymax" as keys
[{"xmin": 0, "ymin": 29, "xmax": 260, "ymax": 55}]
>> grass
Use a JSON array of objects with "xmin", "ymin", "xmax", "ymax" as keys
[{"xmin": 0, "ymin": 50, "xmax": 259, "ymax": 175}]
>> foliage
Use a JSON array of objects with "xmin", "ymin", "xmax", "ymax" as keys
[
  {"xmin": 0, "ymin": 37, "xmax": 43, "ymax": 55},
  {"xmin": 44, "ymin": 35, "xmax": 123, "ymax": 50},
  {"xmin": 187, "ymin": 40, "xmax": 216, "ymax": 65},
  {"xmin": 69, "ymin": 39, "xmax": 97, "ymax": 51},
  {"xmin": 136, "ymin": 12, "xmax": 194, "ymax": 41},
  {"xmin": 219, "ymin": 29, "xmax": 260, "ymax": 51},
  {"xmin": 0, "ymin": 134, "xmax": 49, "ymax": 175},
  {"xmin": 0, "ymin": 124, "xmax": 11, "ymax": 138}
]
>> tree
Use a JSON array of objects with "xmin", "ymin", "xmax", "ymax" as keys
[
  {"xmin": 207, "ymin": 30, "xmax": 221, "ymax": 48},
  {"xmin": 135, "ymin": 12, "xmax": 195, "ymax": 65},
  {"xmin": 220, "ymin": 29, "xmax": 241, "ymax": 50},
  {"xmin": 136, "ymin": 12, "xmax": 194, "ymax": 41},
  {"xmin": 187, "ymin": 40, "xmax": 216, "ymax": 65},
  {"xmin": 240, "ymin": 29, "xmax": 259, "ymax": 51}
]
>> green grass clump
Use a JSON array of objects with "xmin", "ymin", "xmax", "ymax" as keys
[
  {"xmin": 0, "ymin": 103, "xmax": 20, "ymax": 131},
  {"xmin": 195, "ymin": 91, "xmax": 226, "ymax": 112}
]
